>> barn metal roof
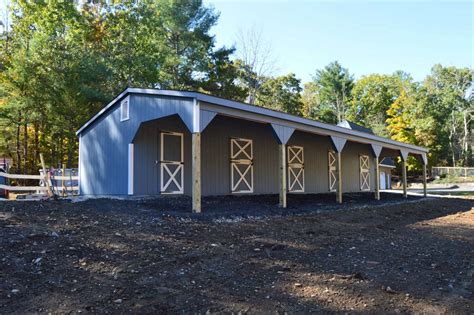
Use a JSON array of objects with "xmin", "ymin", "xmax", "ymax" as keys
[
  {"xmin": 380, "ymin": 157, "xmax": 396, "ymax": 168},
  {"xmin": 337, "ymin": 120, "xmax": 375, "ymax": 135},
  {"xmin": 76, "ymin": 88, "xmax": 428, "ymax": 154}
]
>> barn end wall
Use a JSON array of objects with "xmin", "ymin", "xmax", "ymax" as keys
[{"xmin": 79, "ymin": 95, "xmax": 194, "ymax": 196}]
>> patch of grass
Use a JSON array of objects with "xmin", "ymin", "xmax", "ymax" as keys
[
  {"xmin": 429, "ymin": 191, "xmax": 474, "ymax": 196},
  {"xmin": 432, "ymin": 175, "xmax": 474, "ymax": 184}
]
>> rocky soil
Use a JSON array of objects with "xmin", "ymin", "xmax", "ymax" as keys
[{"xmin": 0, "ymin": 193, "xmax": 473, "ymax": 313}]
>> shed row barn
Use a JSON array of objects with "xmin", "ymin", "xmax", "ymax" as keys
[{"xmin": 77, "ymin": 89, "xmax": 428, "ymax": 212}]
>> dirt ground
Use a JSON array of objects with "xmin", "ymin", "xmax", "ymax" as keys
[{"xmin": 0, "ymin": 193, "xmax": 473, "ymax": 313}]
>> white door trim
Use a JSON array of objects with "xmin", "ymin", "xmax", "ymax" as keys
[
  {"xmin": 288, "ymin": 145, "xmax": 304, "ymax": 192},
  {"xmin": 360, "ymin": 155, "xmax": 370, "ymax": 191},
  {"xmin": 160, "ymin": 131, "xmax": 184, "ymax": 194},
  {"xmin": 328, "ymin": 151, "xmax": 337, "ymax": 192},
  {"xmin": 230, "ymin": 138, "xmax": 254, "ymax": 193}
]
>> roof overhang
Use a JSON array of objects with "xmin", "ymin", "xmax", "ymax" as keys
[
  {"xmin": 379, "ymin": 164, "xmax": 396, "ymax": 169},
  {"xmin": 76, "ymin": 88, "xmax": 428, "ymax": 155}
]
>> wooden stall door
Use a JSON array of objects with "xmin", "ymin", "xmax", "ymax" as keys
[
  {"xmin": 328, "ymin": 151, "xmax": 337, "ymax": 192},
  {"xmin": 287, "ymin": 146, "xmax": 304, "ymax": 192},
  {"xmin": 160, "ymin": 131, "xmax": 184, "ymax": 194},
  {"xmin": 360, "ymin": 155, "xmax": 370, "ymax": 191},
  {"xmin": 230, "ymin": 138, "xmax": 254, "ymax": 193}
]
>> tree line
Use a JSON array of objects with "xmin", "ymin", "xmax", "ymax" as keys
[{"xmin": 0, "ymin": 0, "xmax": 472, "ymax": 175}]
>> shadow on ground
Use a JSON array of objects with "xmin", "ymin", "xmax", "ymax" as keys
[
  {"xmin": 0, "ymin": 195, "xmax": 473, "ymax": 313},
  {"xmin": 136, "ymin": 192, "xmax": 423, "ymax": 220}
]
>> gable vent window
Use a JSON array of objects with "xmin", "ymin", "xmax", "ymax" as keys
[{"xmin": 120, "ymin": 99, "xmax": 129, "ymax": 121}]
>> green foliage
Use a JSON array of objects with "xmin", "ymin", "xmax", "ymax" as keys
[
  {"xmin": 348, "ymin": 73, "xmax": 406, "ymax": 137},
  {"xmin": 386, "ymin": 90, "xmax": 416, "ymax": 143},
  {"xmin": 0, "ymin": 0, "xmax": 244, "ymax": 172},
  {"xmin": 308, "ymin": 61, "xmax": 354, "ymax": 123},
  {"xmin": 0, "ymin": 0, "xmax": 111, "ymax": 172},
  {"xmin": 199, "ymin": 47, "xmax": 248, "ymax": 101},
  {"xmin": 302, "ymin": 82, "xmax": 337, "ymax": 123},
  {"xmin": 305, "ymin": 63, "xmax": 473, "ymax": 172},
  {"xmin": 422, "ymin": 64, "xmax": 473, "ymax": 166},
  {"xmin": 0, "ymin": 1, "xmax": 472, "ymax": 177},
  {"xmin": 431, "ymin": 174, "xmax": 474, "ymax": 184},
  {"xmin": 256, "ymin": 73, "xmax": 303, "ymax": 116}
]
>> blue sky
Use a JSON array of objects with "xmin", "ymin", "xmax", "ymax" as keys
[
  {"xmin": 206, "ymin": 0, "xmax": 473, "ymax": 83},
  {"xmin": 1, "ymin": 1, "xmax": 471, "ymax": 83}
]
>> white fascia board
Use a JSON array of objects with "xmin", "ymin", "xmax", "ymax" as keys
[
  {"xmin": 195, "ymin": 93, "xmax": 428, "ymax": 154},
  {"xmin": 192, "ymin": 98, "xmax": 200, "ymax": 133},
  {"xmin": 379, "ymin": 164, "xmax": 396, "ymax": 169}
]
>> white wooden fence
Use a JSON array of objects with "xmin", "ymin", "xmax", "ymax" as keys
[
  {"xmin": 0, "ymin": 171, "xmax": 79, "ymax": 196},
  {"xmin": 432, "ymin": 167, "xmax": 474, "ymax": 178}
]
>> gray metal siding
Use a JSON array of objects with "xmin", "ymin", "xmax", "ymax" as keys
[
  {"xmin": 133, "ymin": 122, "xmax": 158, "ymax": 195},
  {"xmin": 201, "ymin": 115, "xmax": 279, "ymax": 195},
  {"xmin": 79, "ymin": 106, "xmax": 128, "ymax": 195},
  {"xmin": 79, "ymin": 95, "xmax": 194, "ymax": 195},
  {"xmin": 287, "ymin": 132, "xmax": 375, "ymax": 193},
  {"xmin": 341, "ymin": 142, "xmax": 376, "ymax": 193},
  {"xmin": 78, "ymin": 90, "xmax": 427, "ymax": 156},
  {"xmin": 287, "ymin": 131, "xmax": 332, "ymax": 193},
  {"xmin": 200, "ymin": 101, "xmax": 427, "ymax": 155},
  {"xmin": 200, "ymin": 116, "xmax": 375, "ymax": 196},
  {"xmin": 80, "ymin": 92, "xmax": 377, "ymax": 196},
  {"xmin": 133, "ymin": 116, "xmax": 191, "ymax": 196}
]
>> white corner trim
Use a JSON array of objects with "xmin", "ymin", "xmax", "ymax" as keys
[
  {"xmin": 192, "ymin": 98, "xmax": 200, "ymax": 133},
  {"xmin": 78, "ymin": 134, "xmax": 82, "ymax": 195},
  {"xmin": 128, "ymin": 143, "xmax": 134, "ymax": 195}
]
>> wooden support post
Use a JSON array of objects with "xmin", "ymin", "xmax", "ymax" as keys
[
  {"xmin": 40, "ymin": 153, "xmax": 53, "ymax": 197},
  {"xmin": 402, "ymin": 160, "xmax": 407, "ymax": 198},
  {"xmin": 374, "ymin": 156, "xmax": 380, "ymax": 200},
  {"xmin": 336, "ymin": 151, "xmax": 343, "ymax": 204},
  {"xmin": 422, "ymin": 164, "xmax": 427, "ymax": 198},
  {"xmin": 192, "ymin": 133, "xmax": 201, "ymax": 213},
  {"xmin": 278, "ymin": 144, "xmax": 287, "ymax": 208}
]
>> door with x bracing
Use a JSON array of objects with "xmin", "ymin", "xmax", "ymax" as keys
[
  {"xmin": 359, "ymin": 155, "xmax": 370, "ymax": 191},
  {"xmin": 328, "ymin": 151, "xmax": 337, "ymax": 192},
  {"xmin": 287, "ymin": 146, "xmax": 304, "ymax": 192},
  {"xmin": 230, "ymin": 138, "xmax": 253, "ymax": 193},
  {"xmin": 159, "ymin": 131, "xmax": 184, "ymax": 194}
]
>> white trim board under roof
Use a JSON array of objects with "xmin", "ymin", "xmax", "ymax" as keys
[
  {"xmin": 76, "ymin": 88, "xmax": 428, "ymax": 155},
  {"xmin": 379, "ymin": 157, "xmax": 396, "ymax": 169}
]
